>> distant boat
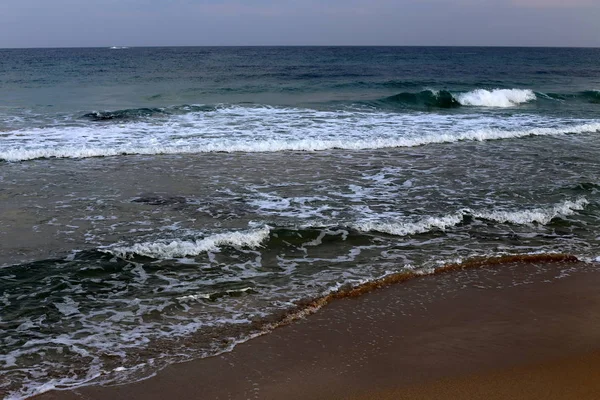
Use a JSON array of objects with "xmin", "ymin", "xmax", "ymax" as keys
[{"xmin": 109, "ymin": 46, "xmax": 129, "ymax": 49}]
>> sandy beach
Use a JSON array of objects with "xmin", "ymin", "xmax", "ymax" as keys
[
  {"xmin": 35, "ymin": 257, "xmax": 600, "ymax": 400},
  {"xmin": 357, "ymin": 351, "xmax": 600, "ymax": 400}
]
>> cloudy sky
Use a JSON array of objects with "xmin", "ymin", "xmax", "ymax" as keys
[{"xmin": 1, "ymin": 0, "xmax": 599, "ymax": 48}]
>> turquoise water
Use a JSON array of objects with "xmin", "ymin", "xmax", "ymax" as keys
[{"xmin": 1, "ymin": 47, "xmax": 600, "ymax": 398}]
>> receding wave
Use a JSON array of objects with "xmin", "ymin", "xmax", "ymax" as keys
[
  {"xmin": 285, "ymin": 253, "xmax": 581, "ymax": 312},
  {"xmin": 2, "ymin": 248, "xmax": 584, "ymax": 400},
  {"xmin": 105, "ymin": 226, "xmax": 271, "ymax": 259}
]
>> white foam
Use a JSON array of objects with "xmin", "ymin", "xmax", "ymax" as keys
[
  {"xmin": 1, "ymin": 106, "xmax": 599, "ymax": 161},
  {"xmin": 351, "ymin": 198, "xmax": 588, "ymax": 237},
  {"xmin": 474, "ymin": 198, "xmax": 589, "ymax": 225},
  {"xmin": 3, "ymin": 122, "xmax": 599, "ymax": 162},
  {"xmin": 177, "ymin": 293, "xmax": 212, "ymax": 302},
  {"xmin": 53, "ymin": 297, "xmax": 81, "ymax": 316},
  {"xmin": 353, "ymin": 213, "xmax": 465, "ymax": 236},
  {"xmin": 456, "ymin": 89, "xmax": 537, "ymax": 107},
  {"xmin": 107, "ymin": 226, "xmax": 271, "ymax": 259}
]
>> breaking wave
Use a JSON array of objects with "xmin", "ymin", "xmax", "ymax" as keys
[
  {"xmin": 472, "ymin": 198, "xmax": 589, "ymax": 225},
  {"xmin": 106, "ymin": 226, "xmax": 271, "ymax": 259},
  {"xmin": 380, "ymin": 88, "xmax": 536, "ymax": 108},
  {"xmin": 352, "ymin": 213, "xmax": 465, "ymax": 236},
  {"xmin": 353, "ymin": 198, "xmax": 588, "ymax": 236},
  {"xmin": 2, "ymin": 111, "xmax": 599, "ymax": 162},
  {"xmin": 456, "ymin": 88, "xmax": 536, "ymax": 107},
  {"xmin": 104, "ymin": 198, "xmax": 589, "ymax": 261}
]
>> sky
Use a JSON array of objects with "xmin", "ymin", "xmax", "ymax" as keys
[{"xmin": 0, "ymin": 0, "xmax": 599, "ymax": 48}]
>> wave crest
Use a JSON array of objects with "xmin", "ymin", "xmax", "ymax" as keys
[
  {"xmin": 106, "ymin": 226, "xmax": 271, "ymax": 259},
  {"xmin": 353, "ymin": 198, "xmax": 588, "ymax": 237},
  {"xmin": 473, "ymin": 198, "xmax": 588, "ymax": 225},
  {"xmin": 3, "ymin": 121, "xmax": 599, "ymax": 162},
  {"xmin": 581, "ymin": 90, "xmax": 600, "ymax": 104},
  {"xmin": 381, "ymin": 88, "xmax": 536, "ymax": 109},
  {"xmin": 456, "ymin": 89, "xmax": 536, "ymax": 107},
  {"xmin": 382, "ymin": 90, "xmax": 461, "ymax": 108},
  {"xmin": 352, "ymin": 213, "xmax": 464, "ymax": 236}
]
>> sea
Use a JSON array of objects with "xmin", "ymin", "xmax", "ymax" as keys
[{"xmin": 1, "ymin": 46, "xmax": 599, "ymax": 399}]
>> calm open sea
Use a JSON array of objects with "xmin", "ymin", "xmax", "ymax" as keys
[{"xmin": 1, "ymin": 46, "xmax": 600, "ymax": 398}]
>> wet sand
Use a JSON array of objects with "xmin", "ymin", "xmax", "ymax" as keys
[
  {"xmin": 38, "ymin": 259, "xmax": 600, "ymax": 400},
  {"xmin": 357, "ymin": 351, "xmax": 600, "ymax": 400}
]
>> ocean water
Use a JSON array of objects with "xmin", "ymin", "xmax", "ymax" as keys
[{"xmin": 1, "ymin": 46, "xmax": 600, "ymax": 398}]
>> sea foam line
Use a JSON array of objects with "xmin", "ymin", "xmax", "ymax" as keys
[
  {"xmin": 2, "ymin": 122, "xmax": 600, "ymax": 162},
  {"xmin": 253, "ymin": 253, "xmax": 581, "ymax": 368}
]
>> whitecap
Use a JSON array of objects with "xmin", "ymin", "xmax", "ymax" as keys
[{"xmin": 456, "ymin": 88, "xmax": 536, "ymax": 107}]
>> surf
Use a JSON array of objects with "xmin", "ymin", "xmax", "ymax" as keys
[{"xmin": 2, "ymin": 105, "xmax": 600, "ymax": 161}]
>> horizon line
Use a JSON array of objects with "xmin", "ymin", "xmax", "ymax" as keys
[{"xmin": 1, "ymin": 44, "xmax": 599, "ymax": 50}]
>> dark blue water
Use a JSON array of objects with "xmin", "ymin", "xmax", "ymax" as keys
[
  {"xmin": 1, "ymin": 47, "xmax": 600, "ymax": 399},
  {"xmin": 1, "ymin": 46, "xmax": 599, "ymax": 114}
]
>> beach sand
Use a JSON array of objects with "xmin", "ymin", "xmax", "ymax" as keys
[
  {"xmin": 357, "ymin": 351, "xmax": 600, "ymax": 400},
  {"xmin": 37, "ymin": 258, "xmax": 600, "ymax": 400}
]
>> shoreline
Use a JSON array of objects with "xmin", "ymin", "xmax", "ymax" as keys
[{"xmin": 36, "ymin": 256, "xmax": 600, "ymax": 400}]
